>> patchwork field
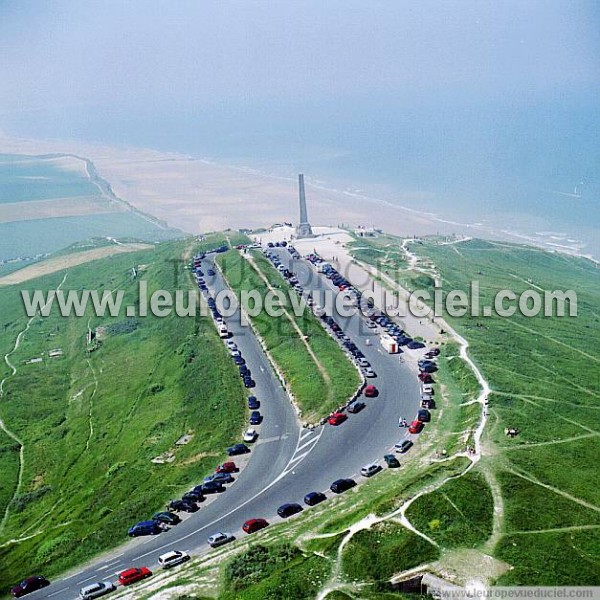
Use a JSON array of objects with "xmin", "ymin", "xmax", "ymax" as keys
[{"xmin": 0, "ymin": 154, "xmax": 180, "ymax": 265}]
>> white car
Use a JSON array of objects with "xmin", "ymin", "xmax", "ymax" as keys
[
  {"xmin": 360, "ymin": 463, "xmax": 381, "ymax": 478},
  {"xmin": 358, "ymin": 358, "xmax": 370, "ymax": 368},
  {"xmin": 243, "ymin": 428, "xmax": 258, "ymax": 443},
  {"xmin": 363, "ymin": 367, "xmax": 376, "ymax": 378},
  {"xmin": 226, "ymin": 340, "xmax": 237, "ymax": 350},
  {"xmin": 79, "ymin": 581, "xmax": 116, "ymax": 599},
  {"xmin": 366, "ymin": 320, "xmax": 377, "ymax": 329},
  {"xmin": 421, "ymin": 384, "xmax": 434, "ymax": 394},
  {"xmin": 158, "ymin": 550, "xmax": 190, "ymax": 569},
  {"xmin": 207, "ymin": 531, "xmax": 235, "ymax": 547}
]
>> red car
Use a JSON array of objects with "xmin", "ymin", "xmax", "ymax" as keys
[
  {"xmin": 243, "ymin": 518, "xmax": 269, "ymax": 534},
  {"xmin": 327, "ymin": 412, "xmax": 347, "ymax": 426},
  {"xmin": 418, "ymin": 373, "xmax": 435, "ymax": 383},
  {"xmin": 216, "ymin": 461, "xmax": 237, "ymax": 473},
  {"xmin": 11, "ymin": 576, "xmax": 50, "ymax": 597},
  {"xmin": 118, "ymin": 567, "xmax": 152, "ymax": 586},
  {"xmin": 408, "ymin": 420, "xmax": 424, "ymax": 434},
  {"xmin": 364, "ymin": 385, "xmax": 378, "ymax": 397}
]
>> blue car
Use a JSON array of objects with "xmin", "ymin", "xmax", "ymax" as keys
[
  {"xmin": 249, "ymin": 411, "xmax": 262, "ymax": 425},
  {"xmin": 128, "ymin": 520, "xmax": 162, "ymax": 537},
  {"xmin": 248, "ymin": 396, "xmax": 260, "ymax": 409}
]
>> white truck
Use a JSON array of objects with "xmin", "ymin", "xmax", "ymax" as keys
[{"xmin": 380, "ymin": 334, "xmax": 398, "ymax": 354}]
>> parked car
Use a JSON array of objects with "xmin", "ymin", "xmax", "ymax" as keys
[
  {"xmin": 227, "ymin": 443, "xmax": 250, "ymax": 456},
  {"xmin": 427, "ymin": 348, "xmax": 441, "ymax": 356},
  {"xmin": 243, "ymin": 378, "xmax": 256, "ymax": 388},
  {"xmin": 242, "ymin": 518, "xmax": 269, "ymax": 534},
  {"xmin": 347, "ymin": 401, "xmax": 366, "ymax": 414},
  {"xmin": 182, "ymin": 490, "xmax": 203, "ymax": 503},
  {"xmin": 167, "ymin": 499, "xmax": 197, "ymax": 513},
  {"xmin": 249, "ymin": 411, "xmax": 262, "ymax": 425},
  {"xmin": 204, "ymin": 472, "xmax": 234, "ymax": 485},
  {"xmin": 304, "ymin": 491, "xmax": 327, "ymax": 506},
  {"xmin": 421, "ymin": 398, "xmax": 436, "ymax": 409},
  {"xmin": 395, "ymin": 439, "xmax": 413, "ymax": 453},
  {"xmin": 128, "ymin": 520, "xmax": 162, "ymax": 537},
  {"xmin": 330, "ymin": 478, "xmax": 356, "ymax": 494},
  {"xmin": 158, "ymin": 550, "xmax": 190, "ymax": 569},
  {"xmin": 11, "ymin": 576, "xmax": 50, "ymax": 598},
  {"xmin": 360, "ymin": 464, "xmax": 381, "ymax": 478},
  {"xmin": 277, "ymin": 503, "xmax": 304, "ymax": 518},
  {"xmin": 79, "ymin": 581, "xmax": 115, "ymax": 599},
  {"xmin": 202, "ymin": 481, "xmax": 225, "ymax": 494},
  {"xmin": 207, "ymin": 269, "xmax": 216, "ymax": 276},
  {"xmin": 225, "ymin": 340, "xmax": 237, "ymax": 349},
  {"xmin": 118, "ymin": 567, "xmax": 152, "ymax": 586},
  {"xmin": 216, "ymin": 461, "xmax": 237, "ymax": 473},
  {"xmin": 409, "ymin": 420, "xmax": 424, "ymax": 434},
  {"xmin": 247, "ymin": 396, "xmax": 260, "ymax": 409},
  {"xmin": 364, "ymin": 385, "xmax": 379, "ymax": 397},
  {"xmin": 327, "ymin": 412, "xmax": 347, "ymax": 426},
  {"xmin": 357, "ymin": 358, "xmax": 370, "ymax": 368},
  {"xmin": 152, "ymin": 512, "xmax": 181, "ymax": 526},
  {"xmin": 363, "ymin": 367, "xmax": 376, "ymax": 378},
  {"xmin": 384, "ymin": 454, "xmax": 401, "ymax": 468},
  {"xmin": 407, "ymin": 341, "xmax": 425, "ymax": 349},
  {"xmin": 417, "ymin": 409, "xmax": 431, "ymax": 422},
  {"xmin": 243, "ymin": 428, "xmax": 258, "ymax": 442},
  {"xmin": 418, "ymin": 372, "xmax": 435, "ymax": 383},
  {"xmin": 207, "ymin": 532, "xmax": 235, "ymax": 547}
]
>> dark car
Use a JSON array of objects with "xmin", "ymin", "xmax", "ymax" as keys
[
  {"xmin": 247, "ymin": 396, "xmax": 260, "ymax": 409},
  {"xmin": 421, "ymin": 398, "xmax": 436, "ymax": 409},
  {"xmin": 304, "ymin": 491, "xmax": 327, "ymax": 506},
  {"xmin": 249, "ymin": 411, "xmax": 262, "ymax": 425},
  {"xmin": 243, "ymin": 378, "xmax": 256, "ymax": 388},
  {"xmin": 11, "ymin": 576, "xmax": 50, "ymax": 598},
  {"xmin": 207, "ymin": 269, "xmax": 216, "ymax": 276},
  {"xmin": 417, "ymin": 409, "xmax": 431, "ymax": 422},
  {"xmin": 239, "ymin": 364, "xmax": 249, "ymax": 375},
  {"xmin": 233, "ymin": 355, "xmax": 245, "ymax": 365},
  {"xmin": 242, "ymin": 518, "xmax": 269, "ymax": 533},
  {"xmin": 128, "ymin": 520, "xmax": 162, "ymax": 537},
  {"xmin": 227, "ymin": 443, "xmax": 250, "ymax": 456},
  {"xmin": 427, "ymin": 348, "xmax": 441, "ymax": 356},
  {"xmin": 205, "ymin": 472, "xmax": 234, "ymax": 484},
  {"xmin": 330, "ymin": 478, "xmax": 356, "ymax": 494},
  {"xmin": 418, "ymin": 373, "xmax": 435, "ymax": 383},
  {"xmin": 419, "ymin": 364, "xmax": 438, "ymax": 373},
  {"xmin": 277, "ymin": 503, "xmax": 304, "ymax": 518},
  {"xmin": 202, "ymin": 481, "xmax": 225, "ymax": 494},
  {"xmin": 152, "ymin": 512, "xmax": 181, "ymax": 526},
  {"xmin": 167, "ymin": 499, "xmax": 198, "ymax": 513},
  {"xmin": 347, "ymin": 401, "xmax": 366, "ymax": 414},
  {"xmin": 384, "ymin": 454, "xmax": 401, "ymax": 468},
  {"xmin": 182, "ymin": 489, "xmax": 203, "ymax": 503},
  {"xmin": 407, "ymin": 340, "xmax": 426, "ymax": 349}
]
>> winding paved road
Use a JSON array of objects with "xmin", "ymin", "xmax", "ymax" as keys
[{"xmin": 22, "ymin": 248, "xmax": 421, "ymax": 600}]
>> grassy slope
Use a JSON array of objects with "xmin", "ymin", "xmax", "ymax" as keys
[
  {"xmin": 0, "ymin": 237, "xmax": 247, "ymax": 590},
  {"xmin": 414, "ymin": 239, "xmax": 600, "ymax": 584},
  {"xmin": 216, "ymin": 250, "xmax": 360, "ymax": 420}
]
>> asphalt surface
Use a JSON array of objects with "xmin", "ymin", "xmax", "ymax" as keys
[{"xmin": 24, "ymin": 248, "xmax": 422, "ymax": 600}]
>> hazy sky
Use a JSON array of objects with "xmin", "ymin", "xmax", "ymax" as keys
[{"xmin": 1, "ymin": 0, "xmax": 599, "ymax": 116}]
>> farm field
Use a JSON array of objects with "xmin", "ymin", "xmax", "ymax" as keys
[{"xmin": 0, "ymin": 153, "xmax": 180, "ymax": 264}]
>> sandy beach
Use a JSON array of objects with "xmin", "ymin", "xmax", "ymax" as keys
[
  {"xmin": 1, "ymin": 133, "xmax": 596, "ymax": 262},
  {"xmin": 0, "ymin": 134, "xmax": 473, "ymax": 238}
]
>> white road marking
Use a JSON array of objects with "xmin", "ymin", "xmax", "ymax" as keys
[
  {"xmin": 78, "ymin": 576, "xmax": 96, "ymax": 584},
  {"xmin": 294, "ymin": 436, "xmax": 320, "ymax": 453},
  {"xmin": 132, "ymin": 425, "xmax": 325, "ymax": 562},
  {"xmin": 62, "ymin": 570, "xmax": 83, "ymax": 580},
  {"xmin": 48, "ymin": 588, "xmax": 68, "ymax": 597}
]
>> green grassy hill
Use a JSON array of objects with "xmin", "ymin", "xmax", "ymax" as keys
[{"xmin": 0, "ymin": 236, "xmax": 247, "ymax": 590}]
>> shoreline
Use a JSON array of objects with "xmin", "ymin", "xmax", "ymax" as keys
[{"xmin": 0, "ymin": 133, "xmax": 597, "ymax": 265}]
